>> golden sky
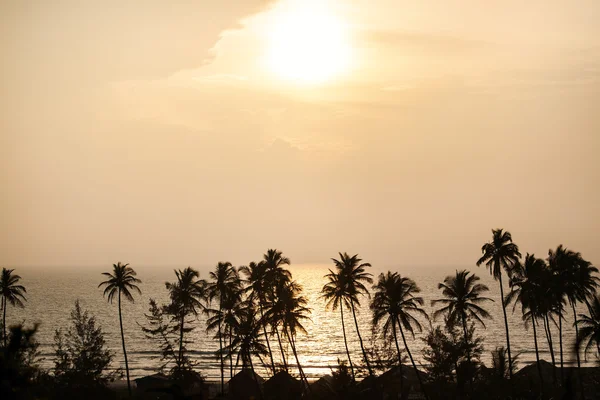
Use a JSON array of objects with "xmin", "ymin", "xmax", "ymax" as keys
[{"xmin": 1, "ymin": 0, "xmax": 599, "ymax": 269}]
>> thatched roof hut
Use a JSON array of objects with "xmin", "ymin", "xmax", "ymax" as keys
[
  {"xmin": 227, "ymin": 369, "xmax": 265, "ymax": 400},
  {"xmin": 264, "ymin": 370, "xmax": 303, "ymax": 400}
]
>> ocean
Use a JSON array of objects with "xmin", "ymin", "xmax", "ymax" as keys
[{"xmin": 3, "ymin": 264, "xmax": 587, "ymax": 381}]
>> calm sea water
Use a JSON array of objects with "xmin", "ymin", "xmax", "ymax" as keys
[{"xmin": 4, "ymin": 265, "xmax": 587, "ymax": 381}]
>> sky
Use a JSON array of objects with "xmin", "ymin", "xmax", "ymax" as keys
[{"xmin": 1, "ymin": 0, "xmax": 599, "ymax": 271}]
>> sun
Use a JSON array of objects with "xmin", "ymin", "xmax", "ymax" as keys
[{"xmin": 265, "ymin": 1, "xmax": 351, "ymax": 84}]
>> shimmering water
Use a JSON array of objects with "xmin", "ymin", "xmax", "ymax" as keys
[{"xmin": 4, "ymin": 265, "xmax": 588, "ymax": 381}]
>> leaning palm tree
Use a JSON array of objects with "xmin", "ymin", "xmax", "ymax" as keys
[
  {"xmin": 275, "ymin": 281, "xmax": 312, "ymax": 391},
  {"xmin": 330, "ymin": 253, "xmax": 374, "ymax": 376},
  {"xmin": 321, "ymin": 268, "xmax": 358, "ymax": 379},
  {"xmin": 371, "ymin": 272, "xmax": 429, "ymax": 399},
  {"xmin": 1, "ymin": 268, "xmax": 27, "ymax": 347},
  {"xmin": 476, "ymin": 228, "xmax": 521, "ymax": 379},
  {"xmin": 207, "ymin": 261, "xmax": 241, "ymax": 392},
  {"xmin": 549, "ymin": 246, "xmax": 599, "ymax": 376},
  {"xmin": 240, "ymin": 261, "xmax": 276, "ymax": 374},
  {"xmin": 165, "ymin": 267, "xmax": 208, "ymax": 373},
  {"xmin": 98, "ymin": 262, "xmax": 141, "ymax": 397},
  {"xmin": 575, "ymin": 294, "xmax": 600, "ymax": 362},
  {"xmin": 506, "ymin": 254, "xmax": 548, "ymax": 386},
  {"xmin": 432, "ymin": 270, "xmax": 492, "ymax": 364},
  {"xmin": 262, "ymin": 249, "xmax": 293, "ymax": 371}
]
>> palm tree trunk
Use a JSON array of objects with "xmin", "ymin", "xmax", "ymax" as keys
[
  {"xmin": 350, "ymin": 301, "xmax": 373, "ymax": 375},
  {"xmin": 397, "ymin": 316, "xmax": 429, "ymax": 400},
  {"xmin": 229, "ymin": 324, "xmax": 233, "ymax": 379},
  {"xmin": 179, "ymin": 312, "xmax": 185, "ymax": 371},
  {"xmin": 248, "ymin": 352, "xmax": 264, "ymax": 400},
  {"xmin": 392, "ymin": 316, "xmax": 404, "ymax": 396},
  {"xmin": 571, "ymin": 303, "xmax": 584, "ymax": 400},
  {"xmin": 218, "ymin": 308, "xmax": 224, "ymax": 394},
  {"xmin": 258, "ymin": 299, "xmax": 275, "ymax": 374},
  {"xmin": 275, "ymin": 325, "xmax": 288, "ymax": 371},
  {"xmin": 285, "ymin": 328, "xmax": 311, "ymax": 394},
  {"xmin": 340, "ymin": 303, "xmax": 355, "ymax": 380},
  {"xmin": 543, "ymin": 314, "xmax": 557, "ymax": 384},
  {"xmin": 558, "ymin": 308, "xmax": 564, "ymax": 383},
  {"xmin": 532, "ymin": 317, "xmax": 544, "ymax": 389},
  {"xmin": 118, "ymin": 290, "xmax": 132, "ymax": 397},
  {"xmin": 498, "ymin": 274, "xmax": 513, "ymax": 380}
]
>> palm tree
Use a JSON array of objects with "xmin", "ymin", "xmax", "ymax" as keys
[
  {"xmin": 1, "ymin": 268, "xmax": 27, "ymax": 347},
  {"xmin": 227, "ymin": 302, "xmax": 268, "ymax": 371},
  {"xmin": 240, "ymin": 261, "xmax": 276, "ymax": 374},
  {"xmin": 321, "ymin": 268, "xmax": 357, "ymax": 379},
  {"xmin": 273, "ymin": 281, "xmax": 312, "ymax": 391},
  {"xmin": 371, "ymin": 272, "xmax": 429, "ymax": 399},
  {"xmin": 476, "ymin": 228, "xmax": 521, "ymax": 379},
  {"xmin": 207, "ymin": 261, "xmax": 241, "ymax": 392},
  {"xmin": 330, "ymin": 252, "xmax": 374, "ymax": 376},
  {"xmin": 165, "ymin": 267, "xmax": 208, "ymax": 373},
  {"xmin": 549, "ymin": 246, "xmax": 599, "ymax": 377},
  {"xmin": 98, "ymin": 262, "xmax": 141, "ymax": 397},
  {"xmin": 505, "ymin": 254, "xmax": 548, "ymax": 386},
  {"xmin": 262, "ymin": 249, "xmax": 292, "ymax": 371},
  {"xmin": 575, "ymin": 294, "xmax": 600, "ymax": 361},
  {"xmin": 432, "ymin": 270, "xmax": 492, "ymax": 364}
]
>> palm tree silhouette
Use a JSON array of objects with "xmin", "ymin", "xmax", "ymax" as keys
[
  {"xmin": 165, "ymin": 267, "xmax": 208, "ymax": 373},
  {"xmin": 432, "ymin": 270, "xmax": 492, "ymax": 365},
  {"xmin": 239, "ymin": 261, "xmax": 276, "ymax": 374},
  {"xmin": 207, "ymin": 261, "xmax": 241, "ymax": 392},
  {"xmin": 321, "ymin": 268, "xmax": 357, "ymax": 379},
  {"xmin": 1, "ymin": 268, "xmax": 27, "ymax": 347},
  {"xmin": 575, "ymin": 294, "xmax": 600, "ymax": 362},
  {"xmin": 371, "ymin": 272, "xmax": 429, "ymax": 399},
  {"xmin": 272, "ymin": 280, "xmax": 312, "ymax": 391},
  {"xmin": 227, "ymin": 301, "xmax": 268, "ymax": 371},
  {"xmin": 262, "ymin": 249, "xmax": 293, "ymax": 372},
  {"xmin": 476, "ymin": 228, "xmax": 521, "ymax": 379},
  {"xmin": 98, "ymin": 262, "xmax": 141, "ymax": 397},
  {"xmin": 330, "ymin": 252, "xmax": 374, "ymax": 376},
  {"xmin": 548, "ymin": 246, "xmax": 598, "ymax": 378},
  {"xmin": 506, "ymin": 254, "xmax": 548, "ymax": 386}
]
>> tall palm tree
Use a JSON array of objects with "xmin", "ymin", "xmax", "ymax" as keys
[
  {"xmin": 505, "ymin": 254, "xmax": 548, "ymax": 386},
  {"xmin": 98, "ymin": 262, "xmax": 141, "ymax": 397},
  {"xmin": 272, "ymin": 280, "xmax": 312, "ymax": 391},
  {"xmin": 432, "ymin": 270, "xmax": 492, "ymax": 364},
  {"xmin": 1, "ymin": 268, "xmax": 27, "ymax": 347},
  {"xmin": 262, "ymin": 249, "xmax": 292, "ymax": 371},
  {"xmin": 321, "ymin": 269, "xmax": 357, "ymax": 379},
  {"xmin": 240, "ymin": 261, "xmax": 276, "ymax": 374},
  {"xmin": 165, "ymin": 267, "xmax": 208, "ymax": 372},
  {"xmin": 330, "ymin": 253, "xmax": 374, "ymax": 376},
  {"xmin": 575, "ymin": 294, "xmax": 600, "ymax": 361},
  {"xmin": 476, "ymin": 228, "xmax": 521, "ymax": 379},
  {"xmin": 207, "ymin": 261, "xmax": 241, "ymax": 392},
  {"xmin": 371, "ymin": 272, "xmax": 429, "ymax": 399},
  {"xmin": 549, "ymin": 246, "xmax": 599, "ymax": 375}
]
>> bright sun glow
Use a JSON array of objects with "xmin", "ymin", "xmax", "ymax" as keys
[{"xmin": 266, "ymin": 1, "xmax": 351, "ymax": 84}]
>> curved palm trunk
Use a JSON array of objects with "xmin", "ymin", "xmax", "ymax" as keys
[
  {"xmin": 248, "ymin": 352, "xmax": 264, "ymax": 400},
  {"xmin": 340, "ymin": 303, "xmax": 355, "ymax": 380},
  {"xmin": 218, "ymin": 308, "xmax": 224, "ymax": 394},
  {"xmin": 229, "ymin": 324, "xmax": 233, "ymax": 379},
  {"xmin": 543, "ymin": 315, "xmax": 557, "ymax": 384},
  {"xmin": 285, "ymin": 328, "xmax": 311, "ymax": 394},
  {"xmin": 497, "ymin": 274, "xmax": 513, "ymax": 380},
  {"xmin": 118, "ymin": 290, "xmax": 132, "ymax": 397},
  {"xmin": 391, "ymin": 316, "xmax": 404, "ymax": 396},
  {"xmin": 274, "ymin": 325, "xmax": 288, "ymax": 372},
  {"xmin": 532, "ymin": 317, "xmax": 544, "ymax": 390},
  {"xmin": 571, "ymin": 303, "xmax": 584, "ymax": 400},
  {"xmin": 397, "ymin": 316, "xmax": 429, "ymax": 400},
  {"xmin": 258, "ymin": 299, "xmax": 275, "ymax": 374},
  {"xmin": 350, "ymin": 301, "xmax": 373, "ymax": 375},
  {"xmin": 558, "ymin": 308, "xmax": 564, "ymax": 383},
  {"xmin": 179, "ymin": 312, "xmax": 185, "ymax": 371}
]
